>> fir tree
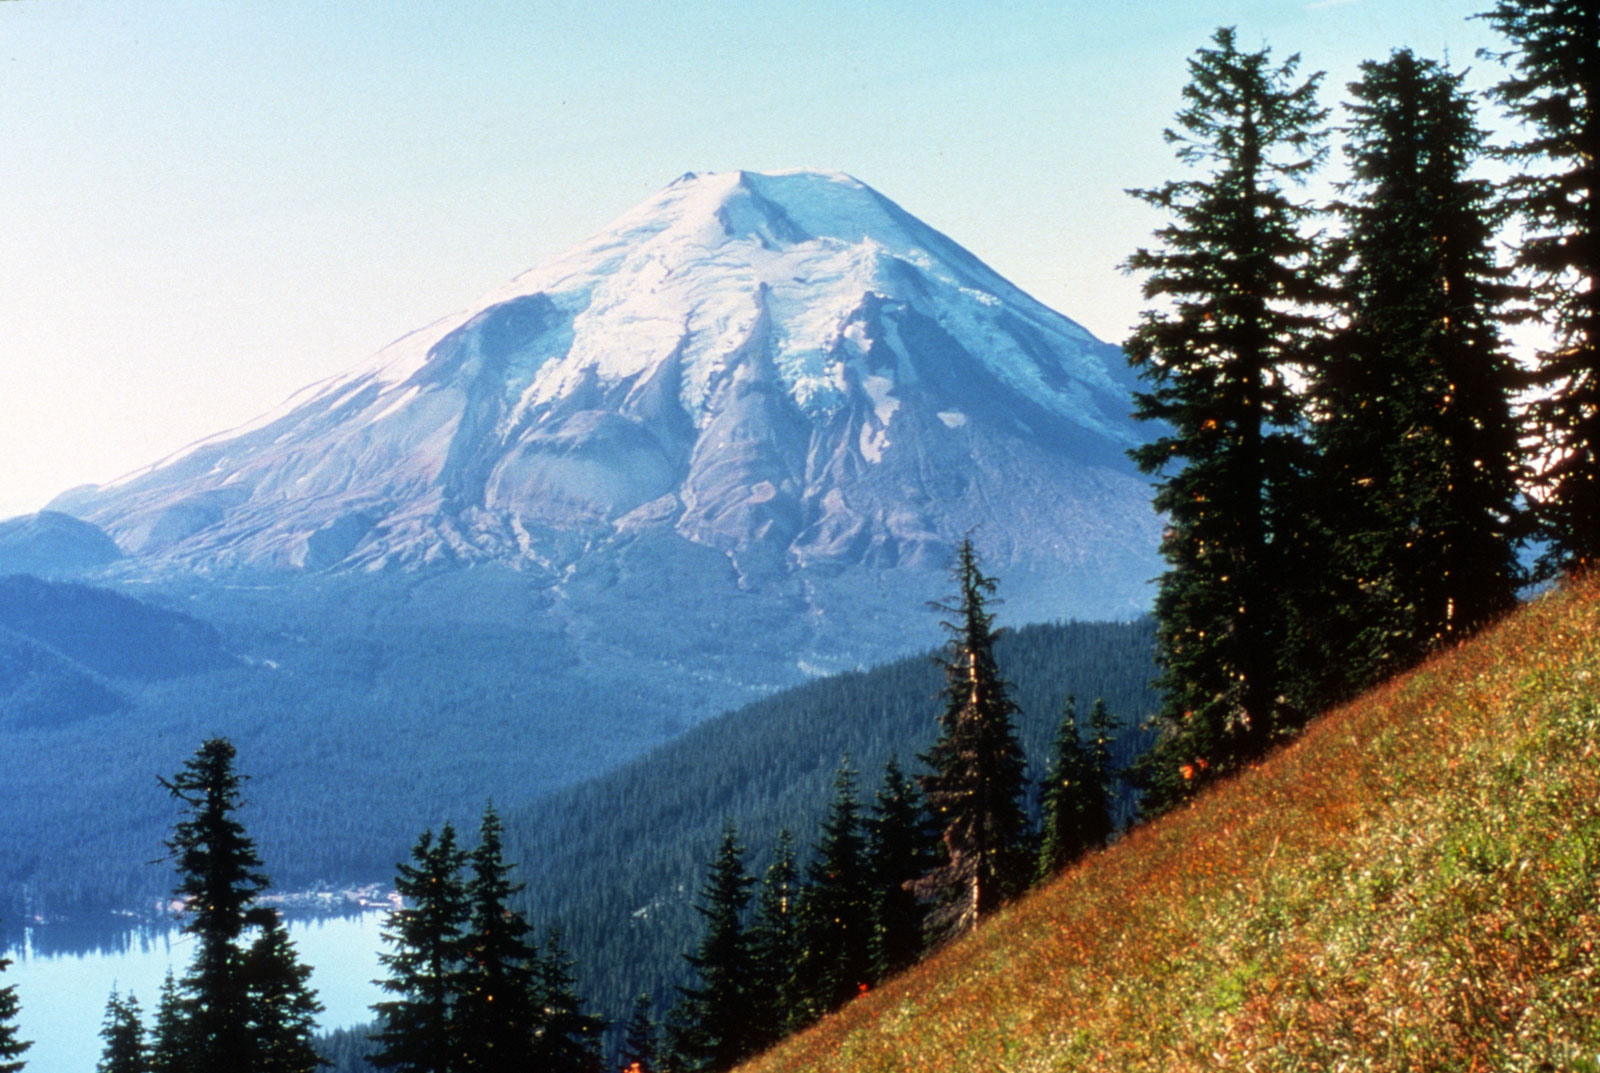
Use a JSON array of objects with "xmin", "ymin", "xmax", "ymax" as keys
[
  {"xmin": 1083, "ymin": 698, "xmax": 1122, "ymax": 848},
  {"xmin": 667, "ymin": 823, "xmax": 758, "ymax": 1073},
  {"xmin": 371, "ymin": 824, "xmax": 470, "ymax": 1073},
  {"xmin": 0, "ymin": 935, "xmax": 26, "ymax": 1073},
  {"xmin": 746, "ymin": 829, "xmax": 804, "ymax": 1045},
  {"xmin": 1481, "ymin": 0, "xmax": 1599, "ymax": 569},
  {"xmin": 1313, "ymin": 48, "xmax": 1526, "ymax": 700},
  {"xmin": 160, "ymin": 737, "xmax": 277, "ymax": 1072},
  {"xmin": 913, "ymin": 538, "xmax": 1032, "ymax": 942},
  {"xmin": 864, "ymin": 758, "xmax": 933, "ymax": 981},
  {"xmin": 1036, "ymin": 695, "xmax": 1098, "ymax": 880},
  {"xmin": 147, "ymin": 971, "xmax": 187, "ymax": 1073},
  {"xmin": 796, "ymin": 761, "xmax": 876, "ymax": 1016},
  {"xmin": 619, "ymin": 994, "xmax": 659, "ymax": 1073},
  {"xmin": 311, "ymin": 1026, "xmax": 377, "ymax": 1073},
  {"xmin": 242, "ymin": 914, "xmax": 325, "ymax": 1073},
  {"xmin": 527, "ymin": 928, "xmax": 604, "ymax": 1073},
  {"xmin": 1123, "ymin": 27, "xmax": 1330, "ymax": 809},
  {"xmin": 456, "ymin": 806, "xmax": 539, "ymax": 1073},
  {"xmin": 97, "ymin": 989, "xmax": 145, "ymax": 1073}
]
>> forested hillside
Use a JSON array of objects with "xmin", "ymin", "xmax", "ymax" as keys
[
  {"xmin": 500, "ymin": 615, "xmax": 1156, "ymax": 1034},
  {"xmin": 0, "ymin": 627, "xmax": 127, "ymax": 729},
  {"xmin": 292, "ymin": 612, "xmax": 1153, "ymax": 1071},
  {"xmin": 0, "ymin": 571, "xmax": 1155, "ymax": 1061},
  {"xmin": 0, "ymin": 570, "xmax": 783, "ymax": 929}
]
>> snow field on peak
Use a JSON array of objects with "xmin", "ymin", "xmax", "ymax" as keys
[
  {"xmin": 63, "ymin": 168, "xmax": 1158, "ymax": 592},
  {"xmin": 295, "ymin": 169, "xmax": 1124, "ymax": 455}
]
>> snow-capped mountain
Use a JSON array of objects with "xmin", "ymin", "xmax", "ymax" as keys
[{"xmin": 54, "ymin": 170, "xmax": 1159, "ymax": 620}]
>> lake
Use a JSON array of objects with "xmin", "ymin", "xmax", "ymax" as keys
[{"xmin": 5, "ymin": 911, "xmax": 386, "ymax": 1072}]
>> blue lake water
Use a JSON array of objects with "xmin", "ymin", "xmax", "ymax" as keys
[{"xmin": 5, "ymin": 912, "xmax": 386, "ymax": 1072}]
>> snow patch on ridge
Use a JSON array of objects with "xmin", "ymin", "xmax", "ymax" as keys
[
  {"xmin": 367, "ymin": 386, "xmax": 421, "ymax": 425},
  {"xmin": 858, "ymin": 374, "xmax": 899, "ymax": 463}
]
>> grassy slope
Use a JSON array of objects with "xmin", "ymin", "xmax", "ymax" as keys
[{"xmin": 743, "ymin": 574, "xmax": 1600, "ymax": 1072}]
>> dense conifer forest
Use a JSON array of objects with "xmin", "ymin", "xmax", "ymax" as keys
[
  {"xmin": 498, "ymin": 611, "xmax": 1157, "ymax": 1049},
  {"xmin": 0, "ymin": 570, "xmax": 774, "ymax": 930}
]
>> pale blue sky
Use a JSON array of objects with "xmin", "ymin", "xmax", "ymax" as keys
[{"xmin": 0, "ymin": 0, "xmax": 1503, "ymax": 518}]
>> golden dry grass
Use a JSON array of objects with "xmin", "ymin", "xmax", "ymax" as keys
[{"xmin": 741, "ymin": 573, "xmax": 1600, "ymax": 1072}]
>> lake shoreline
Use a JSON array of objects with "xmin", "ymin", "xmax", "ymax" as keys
[{"xmin": 6, "ymin": 906, "xmax": 391, "ymax": 1072}]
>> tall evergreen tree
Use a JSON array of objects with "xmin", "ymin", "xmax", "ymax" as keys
[
  {"xmin": 619, "ymin": 994, "xmax": 659, "ymax": 1073},
  {"xmin": 746, "ymin": 829, "xmax": 803, "ymax": 1046},
  {"xmin": 1123, "ymin": 27, "xmax": 1330, "ymax": 809},
  {"xmin": 667, "ymin": 823, "xmax": 758, "ymax": 1073},
  {"xmin": 456, "ymin": 806, "xmax": 539, "ymax": 1073},
  {"xmin": 796, "ymin": 762, "xmax": 876, "ymax": 1016},
  {"xmin": 1481, "ymin": 0, "xmax": 1599, "ymax": 569},
  {"xmin": 147, "ymin": 971, "xmax": 187, "ymax": 1073},
  {"xmin": 864, "ymin": 758, "xmax": 933, "ymax": 981},
  {"xmin": 97, "ymin": 990, "xmax": 145, "ymax": 1073},
  {"xmin": 1313, "ymin": 48, "xmax": 1526, "ymax": 700},
  {"xmin": 913, "ymin": 538, "xmax": 1032, "ymax": 942},
  {"xmin": 242, "ymin": 914, "xmax": 325, "ymax": 1073},
  {"xmin": 527, "ymin": 928, "xmax": 604, "ymax": 1073},
  {"xmin": 1036, "ymin": 695, "xmax": 1099, "ymax": 880},
  {"xmin": 0, "ymin": 934, "xmax": 26, "ymax": 1073},
  {"xmin": 371, "ymin": 824, "xmax": 470, "ymax": 1073},
  {"xmin": 161, "ymin": 737, "xmax": 277, "ymax": 1072},
  {"xmin": 1083, "ymin": 698, "xmax": 1122, "ymax": 846}
]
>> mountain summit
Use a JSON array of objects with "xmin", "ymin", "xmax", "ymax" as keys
[{"xmin": 55, "ymin": 170, "xmax": 1158, "ymax": 618}]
